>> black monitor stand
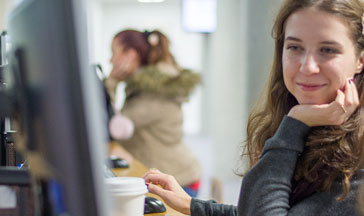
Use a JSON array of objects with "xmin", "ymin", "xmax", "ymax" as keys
[
  {"xmin": 0, "ymin": 65, "xmax": 7, "ymax": 166},
  {"xmin": 0, "ymin": 117, "xmax": 5, "ymax": 166},
  {"xmin": 0, "ymin": 37, "xmax": 33, "ymax": 214},
  {"xmin": 0, "ymin": 31, "xmax": 9, "ymax": 166},
  {"xmin": 0, "ymin": 66, "xmax": 22, "ymax": 167}
]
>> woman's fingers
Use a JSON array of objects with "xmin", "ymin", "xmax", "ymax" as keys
[
  {"xmin": 335, "ymin": 89, "xmax": 347, "ymax": 113},
  {"xmin": 340, "ymin": 78, "xmax": 352, "ymax": 115},
  {"xmin": 147, "ymin": 182, "xmax": 192, "ymax": 215},
  {"xmin": 335, "ymin": 88, "xmax": 345, "ymax": 106},
  {"xmin": 346, "ymin": 78, "xmax": 360, "ymax": 110},
  {"xmin": 143, "ymin": 170, "xmax": 192, "ymax": 215},
  {"xmin": 144, "ymin": 173, "xmax": 171, "ymax": 190},
  {"xmin": 143, "ymin": 169, "xmax": 164, "ymax": 185},
  {"xmin": 326, "ymin": 78, "xmax": 359, "ymax": 124},
  {"xmin": 147, "ymin": 182, "xmax": 168, "ymax": 198},
  {"xmin": 351, "ymin": 79, "xmax": 360, "ymax": 105},
  {"xmin": 344, "ymin": 79, "xmax": 353, "ymax": 105},
  {"xmin": 143, "ymin": 168, "xmax": 160, "ymax": 177},
  {"xmin": 335, "ymin": 78, "xmax": 359, "ymax": 119}
]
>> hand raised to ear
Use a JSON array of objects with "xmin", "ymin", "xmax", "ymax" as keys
[
  {"xmin": 110, "ymin": 50, "xmax": 139, "ymax": 81},
  {"xmin": 288, "ymin": 78, "xmax": 359, "ymax": 127}
]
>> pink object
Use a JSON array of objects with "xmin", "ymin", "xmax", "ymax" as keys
[{"xmin": 109, "ymin": 114, "xmax": 134, "ymax": 140}]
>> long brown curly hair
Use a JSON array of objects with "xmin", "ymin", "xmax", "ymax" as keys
[{"xmin": 245, "ymin": 0, "xmax": 364, "ymax": 200}]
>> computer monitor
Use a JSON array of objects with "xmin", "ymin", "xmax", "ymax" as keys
[{"xmin": 6, "ymin": 0, "xmax": 110, "ymax": 215}]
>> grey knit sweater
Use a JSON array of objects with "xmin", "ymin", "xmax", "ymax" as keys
[{"xmin": 191, "ymin": 116, "xmax": 362, "ymax": 216}]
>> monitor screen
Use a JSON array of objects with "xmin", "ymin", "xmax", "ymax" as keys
[{"xmin": 7, "ymin": 0, "xmax": 110, "ymax": 215}]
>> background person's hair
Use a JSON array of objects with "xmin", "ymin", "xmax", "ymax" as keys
[
  {"xmin": 114, "ymin": 29, "xmax": 150, "ymax": 65},
  {"xmin": 145, "ymin": 30, "xmax": 176, "ymax": 65},
  {"xmin": 113, "ymin": 29, "xmax": 176, "ymax": 67},
  {"xmin": 243, "ymin": 0, "xmax": 364, "ymax": 200}
]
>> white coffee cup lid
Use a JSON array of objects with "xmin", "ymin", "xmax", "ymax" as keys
[{"xmin": 106, "ymin": 177, "xmax": 148, "ymax": 196}]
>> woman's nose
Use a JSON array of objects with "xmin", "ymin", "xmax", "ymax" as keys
[{"xmin": 299, "ymin": 53, "xmax": 320, "ymax": 75}]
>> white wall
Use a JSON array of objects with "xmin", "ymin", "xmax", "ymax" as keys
[
  {"xmin": 0, "ymin": 0, "xmax": 18, "ymax": 31},
  {"xmin": 246, "ymin": 0, "xmax": 284, "ymax": 108},
  {"xmin": 199, "ymin": 0, "xmax": 247, "ymax": 182}
]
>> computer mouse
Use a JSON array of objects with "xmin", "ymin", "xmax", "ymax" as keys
[
  {"xmin": 109, "ymin": 156, "xmax": 129, "ymax": 168},
  {"xmin": 144, "ymin": 196, "xmax": 166, "ymax": 214}
]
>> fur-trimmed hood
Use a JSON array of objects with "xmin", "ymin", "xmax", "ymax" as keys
[{"xmin": 125, "ymin": 62, "xmax": 201, "ymax": 101}]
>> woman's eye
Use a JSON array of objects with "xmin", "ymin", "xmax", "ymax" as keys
[
  {"xmin": 286, "ymin": 45, "xmax": 301, "ymax": 51},
  {"xmin": 320, "ymin": 47, "xmax": 338, "ymax": 54}
]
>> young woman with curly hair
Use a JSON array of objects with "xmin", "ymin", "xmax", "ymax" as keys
[{"xmin": 143, "ymin": 0, "xmax": 364, "ymax": 215}]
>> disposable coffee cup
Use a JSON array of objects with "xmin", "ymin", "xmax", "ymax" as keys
[{"xmin": 106, "ymin": 177, "xmax": 148, "ymax": 216}]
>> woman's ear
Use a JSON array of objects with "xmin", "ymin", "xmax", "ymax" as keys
[{"xmin": 356, "ymin": 51, "xmax": 364, "ymax": 74}]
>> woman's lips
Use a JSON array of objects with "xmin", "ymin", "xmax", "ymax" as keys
[{"xmin": 297, "ymin": 83, "xmax": 326, "ymax": 91}]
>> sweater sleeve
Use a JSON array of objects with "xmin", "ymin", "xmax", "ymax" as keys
[
  {"xmin": 190, "ymin": 198, "xmax": 238, "ymax": 216},
  {"xmin": 238, "ymin": 115, "xmax": 311, "ymax": 216}
]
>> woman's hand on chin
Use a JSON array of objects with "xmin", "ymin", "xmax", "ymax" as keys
[{"xmin": 288, "ymin": 78, "xmax": 359, "ymax": 127}]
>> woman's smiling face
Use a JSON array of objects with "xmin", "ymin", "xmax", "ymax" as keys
[{"xmin": 282, "ymin": 8, "xmax": 363, "ymax": 105}]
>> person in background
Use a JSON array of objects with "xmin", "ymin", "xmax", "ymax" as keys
[
  {"xmin": 105, "ymin": 29, "xmax": 202, "ymax": 197},
  {"xmin": 143, "ymin": 0, "xmax": 364, "ymax": 215}
]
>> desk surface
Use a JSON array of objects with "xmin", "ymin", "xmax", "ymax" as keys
[{"xmin": 110, "ymin": 142, "xmax": 187, "ymax": 216}]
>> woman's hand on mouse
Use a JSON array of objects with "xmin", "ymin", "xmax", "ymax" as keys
[
  {"xmin": 288, "ymin": 78, "xmax": 359, "ymax": 127},
  {"xmin": 143, "ymin": 169, "xmax": 192, "ymax": 215}
]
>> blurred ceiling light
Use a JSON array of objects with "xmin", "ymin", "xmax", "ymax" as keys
[{"xmin": 138, "ymin": 0, "xmax": 165, "ymax": 3}]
